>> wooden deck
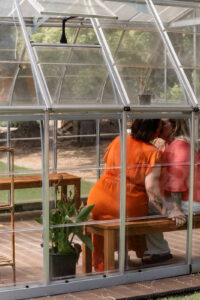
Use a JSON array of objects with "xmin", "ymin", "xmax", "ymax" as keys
[{"xmin": 0, "ymin": 214, "xmax": 199, "ymax": 297}]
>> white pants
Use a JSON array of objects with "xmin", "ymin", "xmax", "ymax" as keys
[
  {"xmin": 144, "ymin": 202, "xmax": 170, "ymax": 255},
  {"xmin": 181, "ymin": 201, "xmax": 200, "ymax": 215}
]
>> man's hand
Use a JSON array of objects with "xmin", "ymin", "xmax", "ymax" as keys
[{"xmin": 168, "ymin": 208, "xmax": 186, "ymax": 227}]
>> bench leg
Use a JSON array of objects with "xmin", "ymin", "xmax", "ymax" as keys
[
  {"xmin": 82, "ymin": 229, "xmax": 92, "ymax": 273},
  {"xmin": 104, "ymin": 229, "xmax": 115, "ymax": 271}
]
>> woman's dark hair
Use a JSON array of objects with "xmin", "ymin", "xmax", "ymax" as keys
[{"xmin": 131, "ymin": 119, "xmax": 160, "ymax": 142}]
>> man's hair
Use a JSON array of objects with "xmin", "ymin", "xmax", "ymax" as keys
[{"xmin": 131, "ymin": 119, "xmax": 160, "ymax": 143}]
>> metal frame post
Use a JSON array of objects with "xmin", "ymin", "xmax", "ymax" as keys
[
  {"xmin": 43, "ymin": 110, "xmax": 50, "ymax": 284},
  {"xmin": 119, "ymin": 111, "xmax": 127, "ymax": 273},
  {"xmin": 193, "ymin": 12, "xmax": 197, "ymax": 96},
  {"xmin": 186, "ymin": 111, "xmax": 195, "ymax": 264},
  {"xmin": 96, "ymin": 119, "xmax": 101, "ymax": 180},
  {"xmin": 14, "ymin": 0, "xmax": 52, "ymax": 109}
]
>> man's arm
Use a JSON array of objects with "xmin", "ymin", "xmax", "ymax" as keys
[
  {"xmin": 145, "ymin": 166, "xmax": 167, "ymax": 215},
  {"xmin": 145, "ymin": 167, "xmax": 186, "ymax": 226}
]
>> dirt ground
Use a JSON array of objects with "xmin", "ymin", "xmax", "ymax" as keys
[
  {"xmin": 0, "ymin": 137, "xmax": 111, "ymax": 182},
  {"xmin": 0, "ymin": 121, "xmax": 116, "ymax": 180},
  {"xmin": 15, "ymin": 142, "xmax": 106, "ymax": 178}
]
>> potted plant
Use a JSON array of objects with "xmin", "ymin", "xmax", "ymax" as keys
[{"xmin": 35, "ymin": 197, "xmax": 94, "ymax": 279}]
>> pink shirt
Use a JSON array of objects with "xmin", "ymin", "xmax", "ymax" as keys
[{"xmin": 161, "ymin": 139, "xmax": 200, "ymax": 202}]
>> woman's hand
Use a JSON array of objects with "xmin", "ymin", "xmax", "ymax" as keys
[{"xmin": 168, "ymin": 207, "xmax": 186, "ymax": 227}]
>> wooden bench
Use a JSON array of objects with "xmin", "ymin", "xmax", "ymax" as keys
[
  {"xmin": 82, "ymin": 215, "xmax": 200, "ymax": 272},
  {"xmin": 0, "ymin": 172, "xmax": 81, "ymax": 209}
]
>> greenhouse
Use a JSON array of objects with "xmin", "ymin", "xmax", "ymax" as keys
[{"xmin": 0, "ymin": 0, "xmax": 200, "ymax": 299}]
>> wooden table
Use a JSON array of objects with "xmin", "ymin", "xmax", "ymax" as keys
[{"xmin": 0, "ymin": 172, "xmax": 81, "ymax": 209}]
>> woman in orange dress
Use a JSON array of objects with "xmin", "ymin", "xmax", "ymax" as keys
[{"xmin": 87, "ymin": 119, "xmax": 186, "ymax": 271}]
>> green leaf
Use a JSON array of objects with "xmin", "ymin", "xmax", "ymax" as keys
[
  {"xmin": 68, "ymin": 202, "xmax": 77, "ymax": 217},
  {"xmin": 57, "ymin": 231, "xmax": 65, "ymax": 241},
  {"xmin": 76, "ymin": 232, "xmax": 94, "ymax": 252},
  {"xmin": 58, "ymin": 240, "xmax": 74, "ymax": 254},
  {"xmin": 51, "ymin": 228, "xmax": 60, "ymax": 243},
  {"xmin": 57, "ymin": 201, "xmax": 68, "ymax": 215},
  {"xmin": 76, "ymin": 204, "xmax": 95, "ymax": 222},
  {"xmin": 51, "ymin": 211, "xmax": 62, "ymax": 225},
  {"xmin": 65, "ymin": 215, "xmax": 73, "ymax": 223},
  {"xmin": 34, "ymin": 217, "xmax": 42, "ymax": 224}
]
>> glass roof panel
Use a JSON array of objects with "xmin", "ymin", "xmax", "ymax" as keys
[
  {"xmin": 0, "ymin": 0, "xmax": 40, "ymax": 18},
  {"xmin": 157, "ymin": 6, "xmax": 200, "ymax": 105},
  {"xmin": 0, "ymin": 0, "xmax": 196, "ymax": 25},
  {"xmin": 167, "ymin": 7, "xmax": 200, "ymax": 33},
  {"xmin": 28, "ymin": 0, "xmax": 117, "ymax": 19},
  {"xmin": 0, "ymin": 19, "xmax": 46, "ymax": 107},
  {"xmin": 33, "ymin": 45, "xmax": 121, "ymax": 106},
  {"xmin": 103, "ymin": 26, "xmax": 189, "ymax": 106},
  {"xmin": 0, "ymin": 0, "xmax": 14, "ymax": 17},
  {"xmin": 104, "ymin": 1, "xmax": 191, "ymax": 24},
  {"xmin": 1, "ymin": 0, "xmax": 198, "ymax": 109}
]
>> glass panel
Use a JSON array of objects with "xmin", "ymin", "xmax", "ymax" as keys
[
  {"xmin": 75, "ymin": 28, "xmax": 98, "ymax": 45},
  {"xmin": 104, "ymin": 2, "xmax": 190, "ymax": 24},
  {"xmin": 0, "ymin": 119, "xmax": 43, "ymax": 204},
  {"xmin": 34, "ymin": 45, "xmax": 120, "ymax": 106},
  {"xmin": 125, "ymin": 116, "xmax": 189, "ymax": 271},
  {"xmin": 31, "ymin": 27, "xmax": 78, "ymax": 45},
  {"xmin": 48, "ymin": 116, "xmax": 121, "ymax": 276},
  {"xmin": 167, "ymin": 8, "xmax": 200, "ymax": 34},
  {"xmin": 158, "ymin": 6, "xmax": 200, "ymax": 105},
  {"xmin": 0, "ymin": 0, "xmax": 14, "ymax": 17},
  {"xmin": 104, "ymin": 28, "xmax": 187, "ymax": 106},
  {"xmin": 0, "ymin": 121, "xmax": 43, "ymax": 287},
  {"xmin": 0, "ymin": 24, "xmax": 17, "ymax": 60},
  {"xmin": 0, "ymin": 61, "xmax": 40, "ymax": 106},
  {"xmin": 166, "ymin": 69, "xmax": 185, "ymax": 104},
  {"xmin": 0, "ymin": 225, "xmax": 43, "ymax": 287},
  {"xmin": 32, "ymin": 0, "xmax": 117, "ymax": 19},
  {"xmin": 168, "ymin": 32, "xmax": 194, "ymax": 68},
  {"xmin": 0, "ymin": 0, "xmax": 40, "ymax": 18},
  {"xmin": 0, "ymin": 20, "xmax": 46, "ymax": 107}
]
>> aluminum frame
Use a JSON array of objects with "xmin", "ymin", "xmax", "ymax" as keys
[
  {"xmin": 186, "ymin": 111, "xmax": 195, "ymax": 264},
  {"xmin": 0, "ymin": 0, "xmax": 200, "ymax": 298},
  {"xmin": 0, "ymin": 264, "xmax": 190, "ymax": 300},
  {"xmin": 0, "ymin": 109, "xmax": 197, "ymax": 299},
  {"xmin": 106, "ymin": 0, "xmax": 200, "ymax": 9},
  {"xmin": 15, "ymin": 0, "xmax": 52, "ymax": 109}
]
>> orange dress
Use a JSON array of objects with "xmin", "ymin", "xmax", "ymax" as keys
[{"xmin": 87, "ymin": 135, "xmax": 162, "ymax": 271}]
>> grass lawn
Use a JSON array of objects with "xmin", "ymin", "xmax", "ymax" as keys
[
  {"xmin": 0, "ymin": 161, "xmax": 94, "ymax": 204},
  {"xmin": 157, "ymin": 292, "xmax": 200, "ymax": 300}
]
